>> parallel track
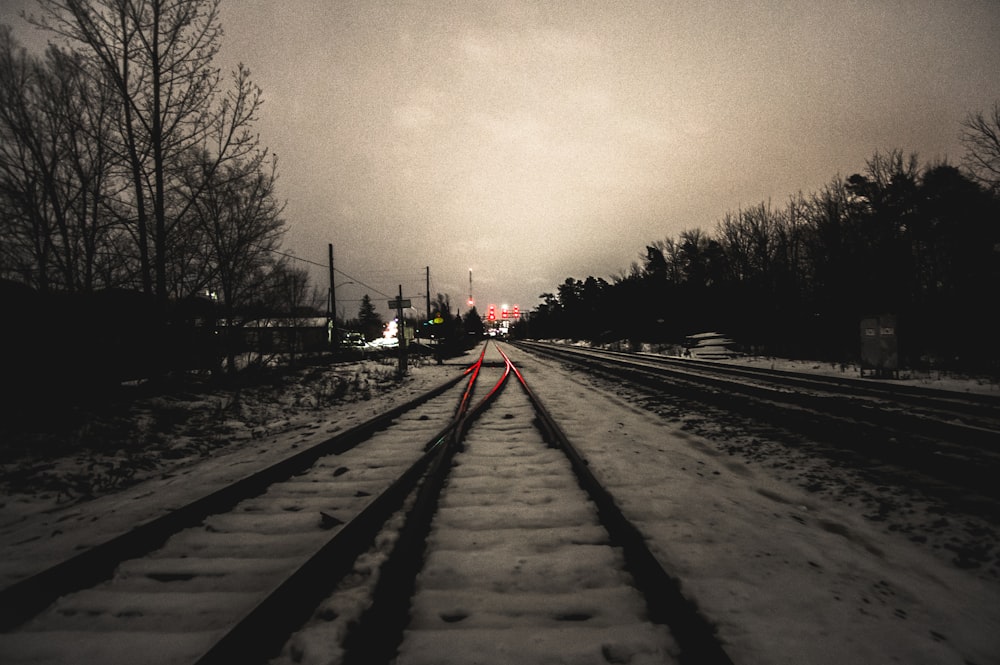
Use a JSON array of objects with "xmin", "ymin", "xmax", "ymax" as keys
[{"xmin": 513, "ymin": 340, "xmax": 1000, "ymax": 505}]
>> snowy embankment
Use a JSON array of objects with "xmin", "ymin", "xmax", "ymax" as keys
[
  {"xmin": 503, "ymin": 344, "xmax": 998, "ymax": 665},
  {"xmin": 0, "ymin": 357, "xmax": 453, "ymax": 587},
  {"xmin": 559, "ymin": 337, "xmax": 1000, "ymax": 396},
  {"xmin": 1, "ymin": 347, "xmax": 998, "ymax": 664}
]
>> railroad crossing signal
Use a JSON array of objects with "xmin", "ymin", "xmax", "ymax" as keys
[{"xmin": 485, "ymin": 303, "xmax": 519, "ymax": 322}]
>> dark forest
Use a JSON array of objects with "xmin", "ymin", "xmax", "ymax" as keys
[{"xmin": 517, "ymin": 147, "xmax": 1000, "ymax": 374}]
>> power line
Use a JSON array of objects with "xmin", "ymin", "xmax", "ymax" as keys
[
  {"xmin": 333, "ymin": 268, "xmax": 394, "ymax": 299},
  {"xmin": 267, "ymin": 247, "xmax": 397, "ymax": 298},
  {"xmin": 269, "ymin": 248, "xmax": 326, "ymax": 268},
  {"xmin": 269, "ymin": 248, "xmax": 442, "ymax": 305}
]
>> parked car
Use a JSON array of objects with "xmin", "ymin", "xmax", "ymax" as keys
[{"xmin": 340, "ymin": 331, "xmax": 366, "ymax": 347}]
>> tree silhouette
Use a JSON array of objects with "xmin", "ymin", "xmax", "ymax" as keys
[
  {"xmin": 961, "ymin": 101, "xmax": 1000, "ymax": 194},
  {"xmin": 462, "ymin": 306, "xmax": 485, "ymax": 338},
  {"xmin": 32, "ymin": 0, "xmax": 265, "ymax": 305},
  {"xmin": 520, "ymin": 147, "xmax": 1000, "ymax": 373},
  {"xmin": 357, "ymin": 294, "xmax": 383, "ymax": 341}
]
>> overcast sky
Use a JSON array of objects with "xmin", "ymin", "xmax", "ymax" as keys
[{"xmin": 2, "ymin": 1, "xmax": 999, "ymax": 318}]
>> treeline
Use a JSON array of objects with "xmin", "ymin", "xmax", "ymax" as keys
[
  {"xmin": 519, "ymin": 145, "xmax": 1000, "ymax": 373},
  {"xmin": 0, "ymin": 1, "xmax": 310, "ymax": 317},
  {"xmin": 0, "ymin": 2, "xmax": 327, "ymax": 395}
]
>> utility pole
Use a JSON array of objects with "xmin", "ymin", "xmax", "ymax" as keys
[
  {"xmin": 425, "ymin": 266, "xmax": 431, "ymax": 322},
  {"xmin": 328, "ymin": 244, "xmax": 338, "ymax": 352}
]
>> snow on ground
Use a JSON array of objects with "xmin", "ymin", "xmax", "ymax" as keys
[
  {"xmin": 1, "ymin": 344, "xmax": 998, "ymax": 665},
  {"xmin": 566, "ymin": 337, "xmax": 1000, "ymax": 397},
  {"xmin": 396, "ymin": 358, "xmax": 677, "ymax": 664},
  {"xmin": 718, "ymin": 354, "xmax": 1000, "ymax": 396},
  {"xmin": 0, "ymin": 355, "xmax": 458, "ymax": 587},
  {"xmin": 502, "ymin": 344, "xmax": 999, "ymax": 665}
]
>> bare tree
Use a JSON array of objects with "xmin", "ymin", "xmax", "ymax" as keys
[
  {"xmin": 0, "ymin": 28, "xmax": 125, "ymax": 291},
  {"xmin": 0, "ymin": 26, "xmax": 52, "ymax": 288},
  {"xmin": 183, "ymin": 152, "xmax": 285, "ymax": 308},
  {"xmin": 39, "ymin": 45, "xmax": 125, "ymax": 291},
  {"xmin": 31, "ymin": 0, "xmax": 264, "ymax": 305},
  {"xmin": 961, "ymin": 101, "xmax": 1000, "ymax": 193}
]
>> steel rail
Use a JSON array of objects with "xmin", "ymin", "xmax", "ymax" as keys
[
  {"xmin": 193, "ymin": 427, "xmax": 453, "ymax": 664},
  {"xmin": 0, "ymin": 370, "xmax": 467, "ymax": 632},
  {"xmin": 498, "ymin": 344, "xmax": 735, "ymax": 665},
  {"xmin": 529, "ymin": 340, "xmax": 988, "ymax": 399},
  {"xmin": 516, "ymin": 342, "xmax": 1000, "ymax": 444},
  {"xmin": 518, "ymin": 341, "xmax": 1000, "ymax": 432},
  {"xmin": 340, "ymin": 340, "xmax": 511, "ymax": 665},
  {"xmin": 514, "ymin": 341, "xmax": 1000, "ymax": 503},
  {"xmin": 343, "ymin": 343, "xmax": 733, "ymax": 665},
  {"xmin": 195, "ymin": 342, "xmax": 497, "ymax": 664}
]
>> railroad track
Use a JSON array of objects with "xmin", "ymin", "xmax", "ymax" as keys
[
  {"xmin": 0, "ymin": 363, "xmax": 469, "ymax": 663},
  {"xmin": 0, "ymin": 342, "xmax": 733, "ymax": 665},
  {"xmin": 513, "ymin": 340, "xmax": 1000, "ymax": 504}
]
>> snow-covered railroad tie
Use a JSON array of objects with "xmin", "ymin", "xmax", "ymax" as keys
[
  {"xmin": 327, "ymin": 342, "xmax": 732, "ymax": 665},
  {"xmin": 1, "ymin": 342, "xmax": 735, "ymax": 665},
  {"xmin": 0, "ymin": 368, "xmax": 472, "ymax": 665}
]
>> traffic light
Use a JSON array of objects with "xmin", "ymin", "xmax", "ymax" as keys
[
  {"xmin": 487, "ymin": 304, "xmax": 496, "ymax": 321},
  {"xmin": 501, "ymin": 306, "xmax": 508, "ymax": 319},
  {"xmin": 512, "ymin": 305, "xmax": 520, "ymax": 319}
]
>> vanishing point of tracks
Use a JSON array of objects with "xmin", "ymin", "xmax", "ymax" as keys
[{"xmin": 0, "ymin": 341, "xmax": 733, "ymax": 665}]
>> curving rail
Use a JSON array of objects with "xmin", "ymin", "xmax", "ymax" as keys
[{"xmin": 336, "ymin": 342, "xmax": 732, "ymax": 665}]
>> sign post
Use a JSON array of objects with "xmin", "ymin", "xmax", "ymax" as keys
[
  {"xmin": 860, "ymin": 314, "xmax": 898, "ymax": 378},
  {"xmin": 389, "ymin": 286, "xmax": 408, "ymax": 376}
]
